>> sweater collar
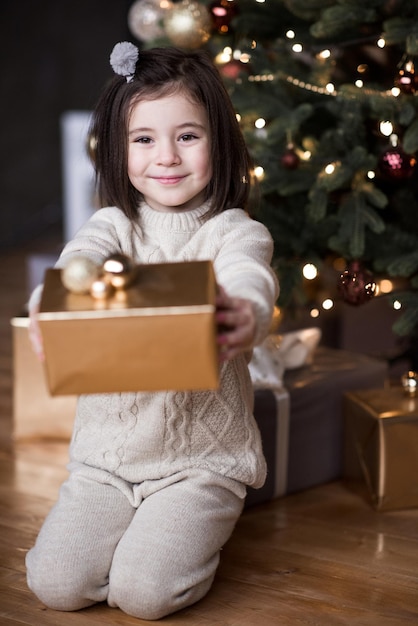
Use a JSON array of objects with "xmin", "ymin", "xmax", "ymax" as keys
[{"xmin": 138, "ymin": 201, "xmax": 211, "ymax": 233}]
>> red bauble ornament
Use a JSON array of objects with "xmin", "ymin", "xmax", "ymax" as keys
[
  {"xmin": 219, "ymin": 59, "xmax": 246, "ymax": 79},
  {"xmin": 394, "ymin": 58, "xmax": 418, "ymax": 95},
  {"xmin": 209, "ymin": 0, "xmax": 237, "ymax": 34},
  {"xmin": 280, "ymin": 146, "xmax": 300, "ymax": 170},
  {"xmin": 338, "ymin": 260, "xmax": 376, "ymax": 306},
  {"xmin": 378, "ymin": 146, "xmax": 417, "ymax": 181}
]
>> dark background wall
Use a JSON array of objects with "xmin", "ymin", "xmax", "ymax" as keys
[{"xmin": 0, "ymin": 0, "xmax": 132, "ymax": 249}]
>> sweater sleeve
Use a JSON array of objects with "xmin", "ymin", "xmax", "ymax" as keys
[
  {"xmin": 54, "ymin": 207, "xmax": 136, "ymax": 269},
  {"xmin": 213, "ymin": 210, "xmax": 279, "ymax": 346}
]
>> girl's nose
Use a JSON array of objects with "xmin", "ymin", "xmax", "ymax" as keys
[{"xmin": 156, "ymin": 141, "xmax": 181, "ymax": 166}]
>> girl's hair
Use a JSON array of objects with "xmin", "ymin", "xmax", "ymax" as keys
[{"xmin": 90, "ymin": 46, "xmax": 253, "ymax": 220}]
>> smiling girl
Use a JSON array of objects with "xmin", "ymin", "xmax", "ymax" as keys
[{"xmin": 26, "ymin": 43, "xmax": 278, "ymax": 620}]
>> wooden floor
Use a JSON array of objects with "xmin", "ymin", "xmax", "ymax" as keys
[{"xmin": 1, "ymin": 233, "xmax": 418, "ymax": 625}]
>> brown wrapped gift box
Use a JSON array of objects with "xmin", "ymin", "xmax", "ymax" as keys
[
  {"xmin": 344, "ymin": 387, "xmax": 418, "ymax": 511},
  {"xmin": 12, "ymin": 317, "xmax": 76, "ymax": 440},
  {"xmin": 38, "ymin": 260, "xmax": 219, "ymax": 395}
]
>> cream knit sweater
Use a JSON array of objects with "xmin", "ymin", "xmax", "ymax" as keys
[{"xmin": 52, "ymin": 201, "xmax": 278, "ymax": 490}]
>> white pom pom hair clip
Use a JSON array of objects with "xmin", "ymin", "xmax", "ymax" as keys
[{"xmin": 109, "ymin": 41, "xmax": 139, "ymax": 83}]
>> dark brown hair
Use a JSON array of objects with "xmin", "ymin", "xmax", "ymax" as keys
[{"xmin": 90, "ymin": 46, "xmax": 253, "ymax": 220}]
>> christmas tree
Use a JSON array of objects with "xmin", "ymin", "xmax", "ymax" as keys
[{"xmin": 127, "ymin": 0, "xmax": 418, "ymax": 364}]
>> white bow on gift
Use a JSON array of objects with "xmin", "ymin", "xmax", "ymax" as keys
[{"xmin": 249, "ymin": 327, "xmax": 322, "ymax": 390}]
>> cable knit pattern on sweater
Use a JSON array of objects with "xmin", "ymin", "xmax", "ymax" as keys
[{"xmin": 56, "ymin": 201, "xmax": 278, "ymax": 489}]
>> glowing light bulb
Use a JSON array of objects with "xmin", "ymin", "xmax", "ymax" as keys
[
  {"xmin": 380, "ymin": 121, "xmax": 393, "ymax": 136},
  {"xmin": 318, "ymin": 49, "xmax": 331, "ymax": 59},
  {"xmin": 254, "ymin": 166, "xmax": 264, "ymax": 179},
  {"xmin": 367, "ymin": 170, "xmax": 376, "ymax": 179},
  {"xmin": 391, "ymin": 87, "xmax": 401, "ymax": 97},
  {"xmin": 325, "ymin": 163, "xmax": 335, "ymax": 175},
  {"xmin": 292, "ymin": 43, "xmax": 303, "ymax": 53},
  {"xmin": 377, "ymin": 38, "xmax": 385, "ymax": 48},
  {"xmin": 255, "ymin": 118, "xmax": 266, "ymax": 129},
  {"xmin": 303, "ymin": 263, "xmax": 318, "ymax": 280},
  {"xmin": 326, "ymin": 83, "xmax": 335, "ymax": 93},
  {"xmin": 286, "ymin": 30, "xmax": 295, "ymax": 39},
  {"xmin": 379, "ymin": 279, "xmax": 393, "ymax": 294},
  {"xmin": 310, "ymin": 308, "xmax": 320, "ymax": 318},
  {"xmin": 393, "ymin": 300, "xmax": 402, "ymax": 310},
  {"xmin": 355, "ymin": 79, "xmax": 364, "ymax": 88},
  {"xmin": 322, "ymin": 298, "xmax": 334, "ymax": 310}
]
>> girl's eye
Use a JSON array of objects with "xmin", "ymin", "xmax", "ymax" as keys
[
  {"xmin": 134, "ymin": 136, "xmax": 152, "ymax": 144},
  {"xmin": 180, "ymin": 133, "xmax": 198, "ymax": 142}
]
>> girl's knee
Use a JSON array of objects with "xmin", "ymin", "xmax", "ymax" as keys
[
  {"xmin": 26, "ymin": 548, "xmax": 96, "ymax": 612},
  {"xmin": 109, "ymin": 568, "xmax": 214, "ymax": 620}
]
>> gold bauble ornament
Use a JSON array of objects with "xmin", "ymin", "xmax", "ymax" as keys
[
  {"xmin": 103, "ymin": 253, "xmax": 135, "ymax": 289},
  {"xmin": 90, "ymin": 278, "xmax": 114, "ymax": 300},
  {"xmin": 164, "ymin": 0, "xmax": 212, "ymax": 49},
  {"xmin": 61, "ymin": 256, "xmax": 102, "ymax": 294}
]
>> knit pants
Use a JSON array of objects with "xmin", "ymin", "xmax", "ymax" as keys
[{"xmin": 26, "ymin": 465, "xmax": 245, "ymax": 620}]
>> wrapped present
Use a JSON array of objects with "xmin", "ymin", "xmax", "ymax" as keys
[
  {"xmin": 245, "ymin": 345, "xmax": 388, "ymax": 507},
  {"xmin": 12, "ymin": 317, "xmax": 76, "ymax": 440},
  {"xmin": 38, "ymin": 260, "xmax": 218, "ymax": 395},
  {"xmin": 343, "ymin": 387, "xmax": 418, "ymax": 511},
  {"xmin": 246, "ymin": 388, "xmax": 290, "ymax": 508},
  {"xmin": 283, "ymin": 347, "xmax": 388, "ymax": 493}
]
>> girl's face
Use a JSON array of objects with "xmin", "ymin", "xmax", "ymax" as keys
[{"xmin": 127, "ymin": 91, "xmax": 212, "ymax": 213}]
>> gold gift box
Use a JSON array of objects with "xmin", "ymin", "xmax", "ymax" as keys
[
  {"xmin": 38, "ymin": 260, "xmax": 219, "ymax": 395},
  {"xmin": 344, "ymin": 387, "xmax": 418, "ymax": 511}
]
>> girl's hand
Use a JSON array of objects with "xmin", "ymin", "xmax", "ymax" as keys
[{"xmin": 215, "ymin": 285, "xmax": 257, "ymax": 362}]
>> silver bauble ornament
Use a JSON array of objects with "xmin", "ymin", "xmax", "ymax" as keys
[
  {"xmin": 61, "ymin": 256, "xmax": 102, "ymax": 294},
  {"xmin": 164, "ymin": 0, "xmax": 212, "ymax": 49},
  {"xmin": 128, "ymin": 0, "xmax": 173, "ymax": 42}
]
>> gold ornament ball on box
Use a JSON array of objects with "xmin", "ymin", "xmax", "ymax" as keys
[
  {"xmin": 103, "ymin": 253, "xmax": 135, "ymax": 289},
  {"xmin": 90, "ymin": 278, "xmax": 114, "ymax": 300},
  {"xmin": 164, "ymin": 0, "xmax": 212, "ymax": 49},
  {"xmin": 61, "ymin": 256, "xmax": 102, "ymax": 294}
]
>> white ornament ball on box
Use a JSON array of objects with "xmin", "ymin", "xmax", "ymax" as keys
[
  {"xmin": 61, "ymin": 256, "xmax": 102, "ymax": 294},
  {"xmin": 164, "ymin": 0, "xmax": 212, "ymax": 49},
  {"xmin": 128, "ymin": 0, "xmax": 173, "ymax": 42}
]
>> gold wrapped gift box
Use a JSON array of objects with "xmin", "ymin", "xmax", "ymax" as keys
[
  {"xmin": 12, "ymin": 317, "xmax": 76, "ymax": 440},
  {"xmin": 38, "ymin": 260, "xmax": 219, "ymax": 395},
  {"xmin": 344, "ymin": 387, "xmax": 418, "ymax": 511}
]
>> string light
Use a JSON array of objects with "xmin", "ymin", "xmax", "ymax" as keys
[
  {"xmin": 292, "ymin": 43, "xmax": 303, "ymax": 53},
  {"xmin": 367, "ymin": 170, "xmax": 376, "ymax": 179},
  {"xmin": 255, "ymin": 118, "xmax": 266, "ymax": 129},
  {"xmin": 393, "ymin": 300, "xmax": 402, "ymax": 310},
  {"xmin": 379, "ymin": 279, "xmax": 393, "ymax": 294},
  {"xmin": 310, "ymin": 308, "xmax": 320, "ymax": 318},
  {"xmin": 324, "ymin": 163, "xmax": 335, "ymax": 175},
  {"xmin": 322, "ymin": 298, "xmax": 334, "ymax": 310},
  {"xmin": 286, "ymin": 30, "xmax": 295, "ymax": 39},
  {"xmin": 377, "ymin": 37, "xmax": 385, "ymax": 48},
  {"xmin": 380, "ymin": 121, "xmax": 393, "ymax": 136},
  {"xmin": 303, "ymin": 263, "xmax": 318, "ymax": 280},
  {"xmin": 318, "ymin": 49, "xmax": 331, "ymax": 59},
  {"xmin": 253, "ymin": 166, "xmax": 264, "ymax": 179}
]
